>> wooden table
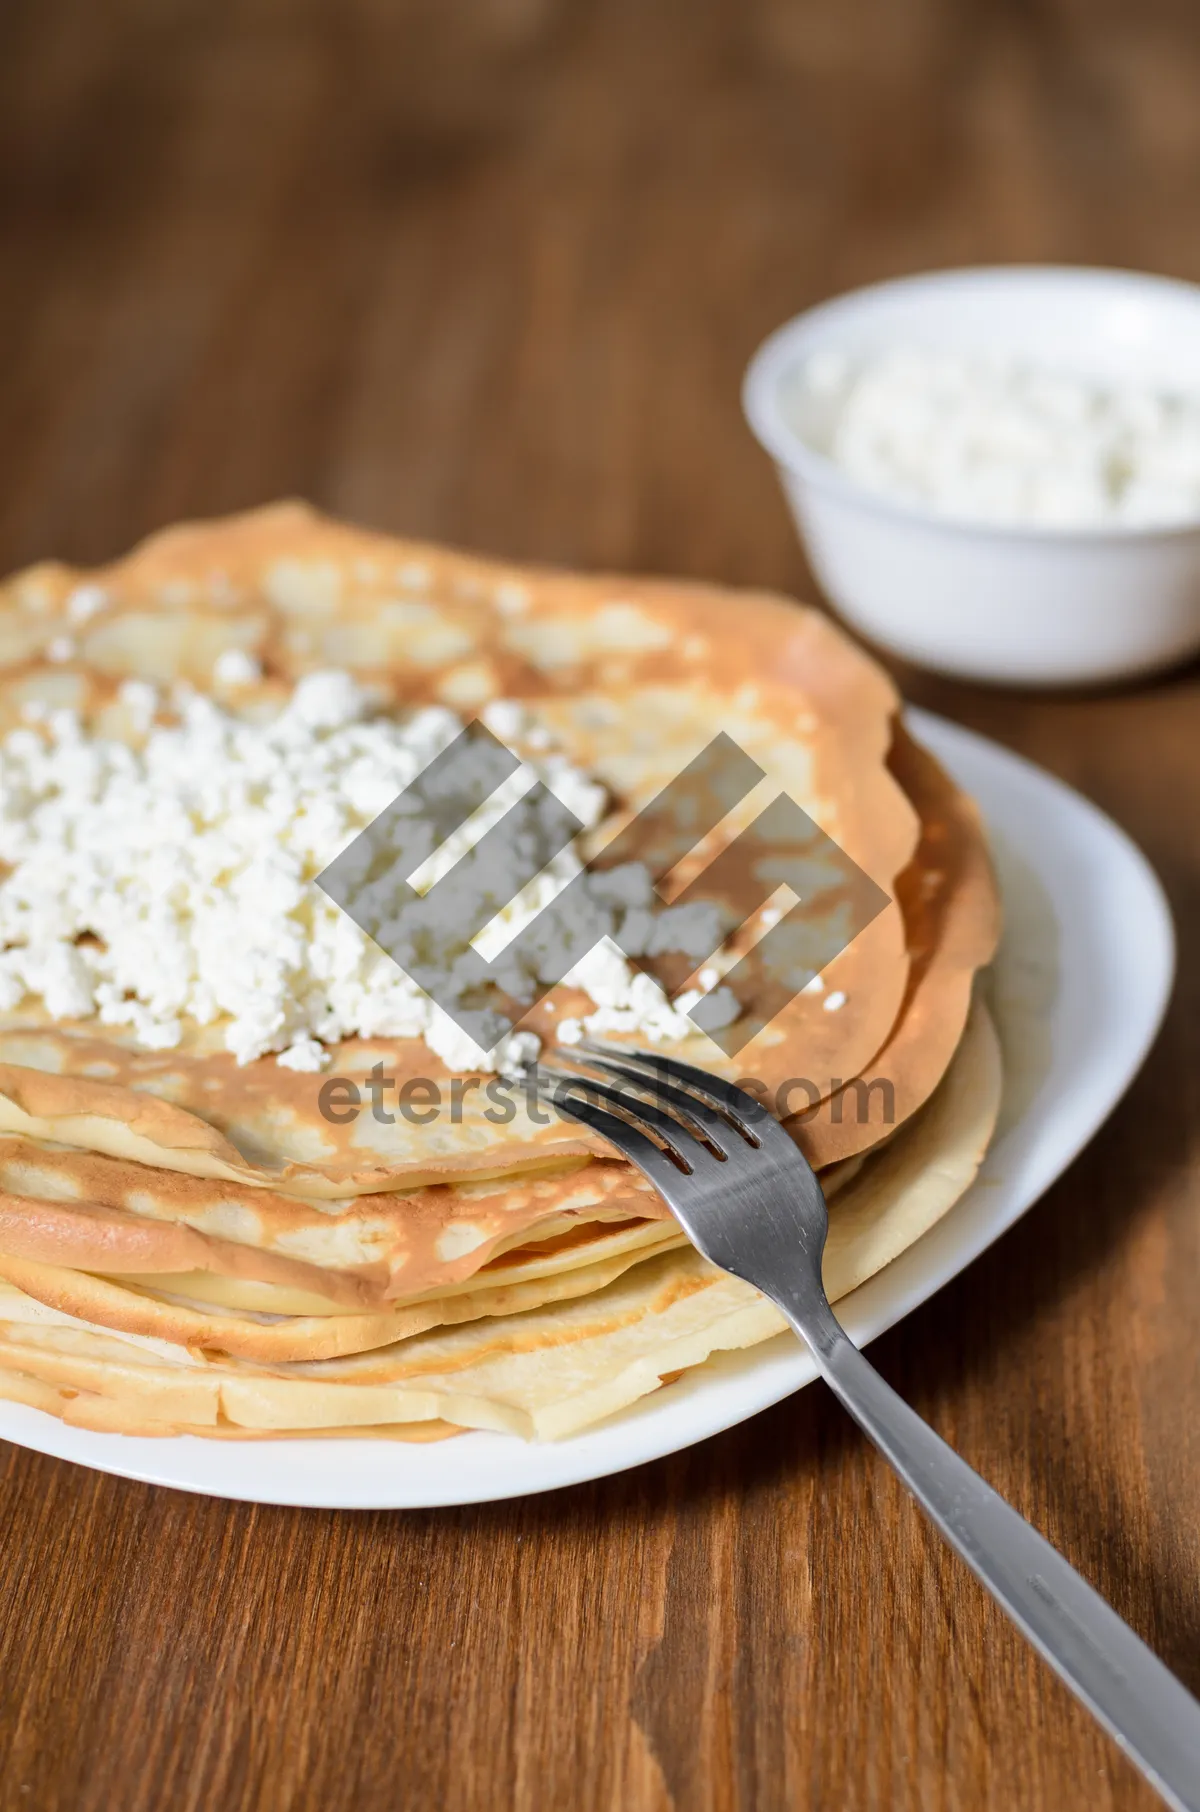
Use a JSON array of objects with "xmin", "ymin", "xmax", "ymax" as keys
[{"xmin": 1, "ymin": 3, "xmax": 1198, "ymax": 1807}]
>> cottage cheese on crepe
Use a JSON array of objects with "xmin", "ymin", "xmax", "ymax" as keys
[{"xmin": 0, "ymin": 671, "xmax": 729, "ymax": 1071}]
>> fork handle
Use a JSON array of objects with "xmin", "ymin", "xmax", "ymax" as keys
[{"xmin": 800, "ymin": 1314, "xmax": 1200, "ymax": 1812}]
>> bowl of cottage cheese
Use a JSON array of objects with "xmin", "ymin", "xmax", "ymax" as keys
[{"xmin": 743, "ymin": 266, "xmax": 1200, "ymax": 684}]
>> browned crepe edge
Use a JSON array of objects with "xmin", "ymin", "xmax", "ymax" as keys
[
  {"xmin": 0, "ymin": 1068, "xmax": 601, "ymax": 1195},
  {"xmin": 795, "ymin": 727, "xmax": 1000, "ymax": 1166},
  {"xmin": 0, "ymin": 1222, "xmax": 684, "ymax": 1363},
  {"xmin": 0, "ymin": 1366, "xmax": 458, "ymax": 1441}
]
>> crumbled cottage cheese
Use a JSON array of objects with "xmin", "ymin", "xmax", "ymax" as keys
[
  {"xmin": 65, "ymin": 584, "xmax": 108, "ymax": 625},
  {"xmin": 0, "ymin": 673, "xmax": 734, "ymax": 1071},
  {"xmin": 798, "ymin": 347, "xmax": 1200, "ymax": 527},
  {"xmin": 212, "ymin": 647, "xmax": 263, "ymax": 687}
]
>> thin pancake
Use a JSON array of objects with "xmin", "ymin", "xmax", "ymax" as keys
[
  {"xmin": 797, "ymin": 726, "xmax": 1001, "ymax": 1165},
  {"xmin": 0, "ymin": 1223, "xmax": 684, "ymax": 1363},
  {"xmin": 0, "ymin": 503, "xmax": 918, "ymax": 1190},
  {"xmin": 0, "ymin": 1139, "xmax": 665, "ymax": 1303},
  {"xmin": 0, "ymin": 998, "xmax": 1000, "ymax": 1437},
  {"xmin": 0, "ymin": 1369, "xmax": 458, "ymax": 1441}
]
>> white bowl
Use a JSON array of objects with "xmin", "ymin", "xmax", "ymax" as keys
[{"xmin": 743, "ymin": 266, "xmax": 1200, "ymax": 686}]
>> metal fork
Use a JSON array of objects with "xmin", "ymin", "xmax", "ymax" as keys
[{"xmin": 537, "ymin": 1041, "xmax": 1200, "ymax": 1812}]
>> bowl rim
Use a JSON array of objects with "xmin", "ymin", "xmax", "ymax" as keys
[{"xmin": 742, "ymin": 263, "xmax": 1200, "ymax": 547}]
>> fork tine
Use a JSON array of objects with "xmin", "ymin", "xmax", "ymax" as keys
[
  {"xmin": 537, "ymin": 1065, "xmax": 710, "ymax": 1171},
  {"xmin": 563, "ymin": 1053, "xmax": 751, "ymax": 1155},
  {"xmin": 576, "ymin": 1038, "xmax": 762, "ymax": 1135},
  {"xmin": 530, "ymin": 1072, "xmax": 689, "ymax": 1192}
]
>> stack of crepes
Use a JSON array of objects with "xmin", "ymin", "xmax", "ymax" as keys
[{"xmin": 0, "ymin": 505, "xmax": 1001, "ymax": 1443}]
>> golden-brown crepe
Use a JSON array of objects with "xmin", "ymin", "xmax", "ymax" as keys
[
  {"xmin": 0, "ymin": 1140, "xmax": 666, "ymax": 1302},
  {"xmin": 0, "ymin": 505, "xmax": 1003, "ymax": 1444},
  {"xmin": 0, "ymin": 502, "xmax": 921, "ymax": 1192},
  {"xmin": 799, "ymin": 727, "xmax": 1000, "ymax": 1165},
  {"xmin": 0, "ymin": 997, "xmax": 1000, "ymax": 1437}
]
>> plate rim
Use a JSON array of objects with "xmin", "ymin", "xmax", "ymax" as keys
[{"xmin": 0, "ymin": 709, "xmax": 1176, "ymax": 1507}]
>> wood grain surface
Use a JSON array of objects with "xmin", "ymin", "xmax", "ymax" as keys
[{"xmin": 1, "ymin": 2, "xmax": 1199, "ymax": 1808}]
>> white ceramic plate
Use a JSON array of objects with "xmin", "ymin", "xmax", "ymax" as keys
[{"xmin": 0, "ymin": 711, "xmax": 1174, "ymax": 1507}]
